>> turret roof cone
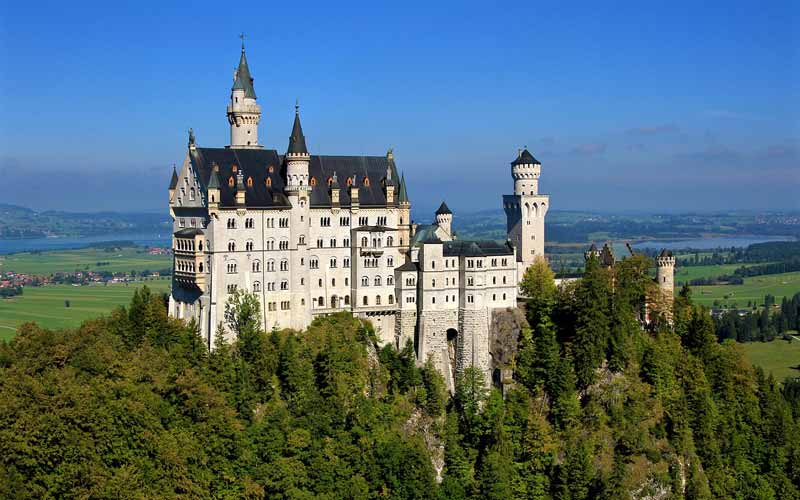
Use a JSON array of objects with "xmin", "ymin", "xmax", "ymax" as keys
[
  {"xmin": 287, "ymin": 105, "xmax": 309, "ymax": 155},
  {"xmin": 232, "ymin": 47, "xmax": 257, "ymax": 99},
  {"xmin": 169, "ymin": 165, "xmax": 179, "ymax": 189},
  {"xmin": 436, "ymin": 201, "xmax": 452, "ymax": 215},
  {"xmin": 398, "ymin": 173, "xmax": 409, "ymax": 203},
  {"xmin": 511, "ymin": 148, "xmax": 540, "ymax": 166}
]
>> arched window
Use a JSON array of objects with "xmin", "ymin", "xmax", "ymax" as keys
[
  {"xmin": 268, "ymin": 165, "xmax": 274, "ymax": 173},
  {"xmin": 228, "ymin": 176, "xmax": 235, "ymax": 187},
  {"xmin": 232, "ymin": 164, "xmax": 238, "ymax": 173},
  {"xmin": 245, "ymin": 240, "xmax": 254, "ymax": 251},
  {"xmin": 318, "ymin": 296, "xmax": 325, "ymax": 307},
  {"xmin": 361, "ymin": 276, "xmax": 369, "ymax": 286},
  {"xmin": 266, "ymin": 177, "xmax": 272, "ymax": 187},
  {"xmin": 228, "ymin": 241, "xmax": 236, "ymax": 252},
  {"xmin": 328, "ymin": 177, "xmax": 334, "ymax": 186},
  {"xmin": 387, "ymin": 275, "xmax": 394, "ymax": 285},
  {"xmin": 252, "ymin": 260, "xmax": 261, "ymax": 272},
  {"xmin": 361, "ymin": 236, "xmax": 368, "ymax": 247},
  {"xmin": 330, "ymin": 257, "xmax": 337, "ymax": 268},
  {"xmin": 388, "ymin": 294, "xmax": 394, "ymax": 304},
  {"xmin": 189, "ymin": 188, "xmax": 195, "ymax": 200},
  {"xmin": 247, "ymin": 177, "xmax": 253, "ymax": 187},
  {"xmin": 374, "ymin": 276, "xmax": 381, "ymax": 286},
  {"xmin": 299, "ymin": 235, "xmax": 305, "ymax": 245},
  {"xmin": 375, "ymin": 295, "xmax": 381, "ymax": 305},
  {"xmin": 387, "ymin": 236, "xmax": 393, "ymax": 247},
  {"xmin": 199, "ymin": 262, "xmax": 204, "ymax": 272},
  {"xmin": 280, "ymin": 259, "xmax": 289, "ymax": 271},
  {"xmin": 344, "ymin": 295, "xmax": 350, "ymax": 305},
  {"xmin": 267, "ymin": 259, "xmax": 275, "ymax": 271},
  {"xmin": 253, "ymin": 281, "xmax": 261, "ymax": 292},
  {"xmin": 310, "ymin": 177, "xmax": 317, "ymax": 186},
  {"xmin": 363, "ymin": 177, "xmax": 370, "ymax": 187},
  {"xmin": 347, "ymin": 177, "xmax": 353, "ymax": 187}
]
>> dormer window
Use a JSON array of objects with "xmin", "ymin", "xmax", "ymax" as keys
[
  {"xmin": 268, "ymin": 165, "xmax": 274, "ymax": 173},
  {"xmin": 232, "ymin": 164, "xmax": 238, "ymax": 173},
  {"xmin": 347, "ymin": 177, "xmax": 353, "ymax": 187},
  {"xmin": 363, "ymin": 177, "xmax": 370, "ymax": 187},
  {"xmin": 228, "ymin": 177, "xmax": 234, "ymax": 187},
  {"xmin": 310, "ymin": 177, "xmax": 317, "ymax": 187},
  {"xmin": 247, "ymin": 177, "xmax": 253, "ymax": 187},
  {"xmin": 327, "ymin": 177, "xmax": 333, "ymax": 186},
  {"xmin": 266, "ymin": 178, "xmax": 272, "ymax": 187}
]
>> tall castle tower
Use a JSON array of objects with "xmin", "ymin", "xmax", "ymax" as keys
[
  {"xmin": 226, "ymin": 41, "xmax": 262, "ymax": 148},
  {"xmin": 656, "ymin": 249, "xmax": 675, "ymax": 300},
  {"xmin": 503, "ymin": 148, "xmax": 549, "ymax": 278}
]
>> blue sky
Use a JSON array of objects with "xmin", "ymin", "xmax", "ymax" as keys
[{"xmin": 0, "ymin": 0, "xmax": 797, "ymax": 215}]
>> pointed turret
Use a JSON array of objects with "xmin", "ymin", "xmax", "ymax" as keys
[
  {"xmin": 435, "ymin": 202, "xmax": 452, "ymax": 215},
  {"xmin": 232, "ymin": 46, "xmax": 257, "ymax": 99},
  {"xmin": 207, "ymin": 167, "xmax": 221, "ymax": 209},
  {"xmin": 285, "ymin": 103, "xmax": 311, "ymax": 194},
  {"xmin": 207, "ymin": 168, "xmax": 221, "ymax": 189},
  {"xmin": 227, "ymin": 39, "xmax": 262, "ymax": 149},
  {"xmin": 287, "ymin": 105, "xmax": 308, "ymax": 155},
  {"xmin": 398, "ymin": 174, "xmax": 409, "ymax": 205},
  {"xmin": 169, "ymin": 165, "xmax": 179, "ymax": 190}
]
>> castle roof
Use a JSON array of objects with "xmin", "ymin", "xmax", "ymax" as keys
[
  {"xmin": 511, "ymin": 148, "xmax": 540, "ymax": 166},
  {"xmin": 435, "ymin": 201, "xmax": 452, "ymax": 215},
  {"xmin": 169, "ymin": 166, "xmax": 179, "ymax": 189},
  {"xmin": 396, "ymin": 261, "xmax": 420, "ymax": 272},
  {"xmin": 442, "ymin": 240, "xmax": 514, "ymax": 257},
  {"xmin": 659, "ymin": 249, "xmax": 674, "ymax": 258},
  {"xmin": 207, "ymin": 168, "xmax": 221, "ymax": 189},
  {"xmin": 232, "ymin": 48, "xmax": 256, "ymax": 99},
  {"xmin": 287, "ymin": 108, "xmax": 308, "ymax": 155},
  {"xmin": 189, "ymin": 147, "xmax": 401, "ymax": 209}
]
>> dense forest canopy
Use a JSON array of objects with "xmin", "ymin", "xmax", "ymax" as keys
[{"xmin": 1, "ymin": 257, "xmax": 799, "ymax": 499}]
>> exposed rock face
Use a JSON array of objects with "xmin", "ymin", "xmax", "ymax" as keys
[{"xmin": 489, "ymin": 307, "xmax": 529, "ymax": 372}]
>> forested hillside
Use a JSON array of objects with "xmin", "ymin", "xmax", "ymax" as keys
[{"xmin": 1, "ymin": 259, "xmax": 799, "ymax": 499}]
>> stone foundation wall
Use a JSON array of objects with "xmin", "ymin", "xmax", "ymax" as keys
[
  {"xmin": 396, "ymin": 310, "xmax": 418, "ymax": 350},
  {"xmin": 458, "ymin": 308, "xmax": 491, "ymax": 383}
]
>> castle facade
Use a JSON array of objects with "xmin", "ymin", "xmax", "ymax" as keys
[{"xmin": 168, "ymin": 44, "xmax": 548, "ymax": 387}]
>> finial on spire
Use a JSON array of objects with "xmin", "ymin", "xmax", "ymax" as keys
[
  {"xmin": 295, "ymin": 99, "xmax": 299, "ymax": 115},
  {"xmin": 188, "ymin": 127, "xmax": 195, "ymax": 146},
  {"xmin": 239, "ymin": 32, "xmax": 246, "ymax": 51}
]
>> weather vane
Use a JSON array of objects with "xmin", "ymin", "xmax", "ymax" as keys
[{"xmin": 239, "ymin": 32, "xmax": 246, "ymax": 50}]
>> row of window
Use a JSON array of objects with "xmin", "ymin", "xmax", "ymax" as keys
[
  {"xmin": 226, "ymin": 215, "xmax": 397, "ymax": 230},
  {"xmin": 176, "ymin": 260, "xmax": 202, "ymax": 273},
  {"xmin": 175, "ymin": 239, "xmax": 202, "ymax": 251},
  {"xmin": 178, "ymin": 218, "xmax": 204, "ymax": 228},
  {"xmin": 360, "ymin": 275, "xmax": 394, "ymax": 286},
  {"xmin": 316, "ymin": 237, "xmax": 351, "ymax": 248},
  {"xmin": 426, "ymin": 293, "xmax": 506, "ymax": 305}
]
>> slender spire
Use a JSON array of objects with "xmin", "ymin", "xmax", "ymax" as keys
[
  {"xmin": 169, "ymin": 164, "xmax": 179, "ymax": 189},
  {"xmin": 435, "ymin": 201, "xmax": 452, "ymax": 215},
  {"xmin": 398, "ymin": 173, "xmax": 409, "ymax": 203},
  {"xmin": 207, "ymin": 168, "xmax": 221, "ymax": 189},
  {"xmin": 232, "ymin": 37, "xmax": 256, "ymax": 99},
  {"xmin": 287, "ymin": 104, "xmax": 309, "ymax": 155}
]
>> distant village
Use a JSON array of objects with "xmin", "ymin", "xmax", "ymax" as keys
[{"xmin": 0, "ymin": 246, "xmax": 171, "ymax": 298}]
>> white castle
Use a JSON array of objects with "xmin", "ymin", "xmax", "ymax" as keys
[{"xmin": 168, "ymin": 43, "xmax": 548, "ymax": 388}]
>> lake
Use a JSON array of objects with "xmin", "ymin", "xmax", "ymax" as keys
[
  {"xmin": 0, "ymin": 233, "xmax": 171, "ymax": 255},
  {"xmin": 632, "ymin": 235, "xmax": 796, "ymax": 251}
]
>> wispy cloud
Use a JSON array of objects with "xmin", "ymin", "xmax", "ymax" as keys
[
  {"xmin": 571, "ymin": 143, "xmax": 606, "ymax": 156},
  {"xmin": 676, "ymin": 146, "xmax": 741, "ymax": 162},
  {"xmin": 626, "ymin": 124, "xmax": 678, "ymax": 136}
]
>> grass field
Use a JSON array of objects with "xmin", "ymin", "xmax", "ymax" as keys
[
  {"xmin": 741, "ymin": 339, "xmax": 800, "ymax": 382},
  {"xmin": 0, "ymin": 280, "xmax": 171, "ymax": 340},
  {"xmin": 688, "ymin": 271, "xmax": 800, "ymax": 307},
  {"xmin": 0, "ymin": 247, "xmax": 171, "ymax": 275},
  {"xmin": 673, "ymin": 263, "xmax": 768, "ymax": 283}
]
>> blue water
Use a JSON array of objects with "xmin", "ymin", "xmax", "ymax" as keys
[
  {"xmin": 0, "ymin": 233, "xmax": 171, "ymax": 255},
  {"xmin": 632, "ymin": 235, "xmax": 795, "ymax": 251}
]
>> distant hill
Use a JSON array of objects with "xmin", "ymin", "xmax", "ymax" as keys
[{"xmin": 0, "ymin": 204, "xmax": 171, "ymax": 239}]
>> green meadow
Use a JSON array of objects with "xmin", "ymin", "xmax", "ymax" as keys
[
  {"xmin": 673, "ymin": 263, "xmax": 768, "ymax": 283},
  {"xmin": 0, "ymin": 280, "xmax": 171, "ymax": 340},
  {"xmin": 0, "ymin": 247, "xmax": 171, "ymax": 275},
  {"xmin": 741, "ymin": 338, "xmax": 800, "ymax": 382},
  {"xmin": 689, "ymin": 271, "xmax": 800, "ymax": 308}
]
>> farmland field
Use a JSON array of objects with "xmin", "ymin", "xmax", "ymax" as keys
[
  {"xmin": 0, "ymin": 280, "xmax": 171, "ymax": 340},
  {"xmin": 0, "ymin": 246, "xmax": 171, "ymax": 275},
  {"xmin": 673, "ymin": 263, "xmax": 770, "ymax": 283},
  {"xmin": 741, "ymin": 339, "xmax": 800, "ymax": 382},
  {"xmin": 687, "ymin": 271, "xmax": 800, "ymax": 307}
]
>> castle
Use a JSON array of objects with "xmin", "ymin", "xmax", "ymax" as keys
[{"xmin": 167, "ymin": 43, "xmax": 549, "ymax": 388}]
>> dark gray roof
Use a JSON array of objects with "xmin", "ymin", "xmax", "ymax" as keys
[
  {"xmin": 354, "ymin": 225, "xmax": 397, "ymax": 232},
  {"xmin": 435, "ymin": 202, "xmax": 452, "ymax": 215},
  {"xmin": 232, "ymin": 49, "xmax": 256, "ymax": 99},
  {"xmin": 169, "ymin": 166, "xmax": 179, "ymax": 189},
  {"xmin": 410, "ymin": 225, "xmax": 438, "ymax": 246},
  {"xmin": 511, "ymin": 148, "xmax": 540, "ymax": 166},
  {"xmin": 174, "ymin": 228, "xmax": 203, "ymax": 237},
  {"xmin": 396, "ymin": 261, "xmax": 420, "ymax": 272},
  {"xmin": 659, "ymin": 249, "xmax": 674, "ymax": 258},
  {"xmin": 287, "ymin": 109, "xmax": 308, "ymax": 155},
  {"xmin": 189, "ymin": 147, "xmax": 400, "ymax": 209},
  {"xmin": 207, "ymin": 168, "xmax": 221, "ymax": 189},
  {"xmin": 443, "ymin": 240, "xmax": 514, "ymax": 257}
]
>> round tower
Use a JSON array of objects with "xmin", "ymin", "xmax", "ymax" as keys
[
  {"xmin": 226, "ymin": 41, "xmax": 262, "ymax": 149},
  {"xmin": 511, "ymin": 149, "xmax": 541, "ymax": 196},
  {"xmin": 285, "ymin": 104, "xmax": 310, "ymax": 193},
  {"xmin": 656, "ymin": 249, "xmax": 675, "ymax": 298},
  {"xmin": 435, "ymin": 202, "xmax": 452, "ymax": 236}
]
